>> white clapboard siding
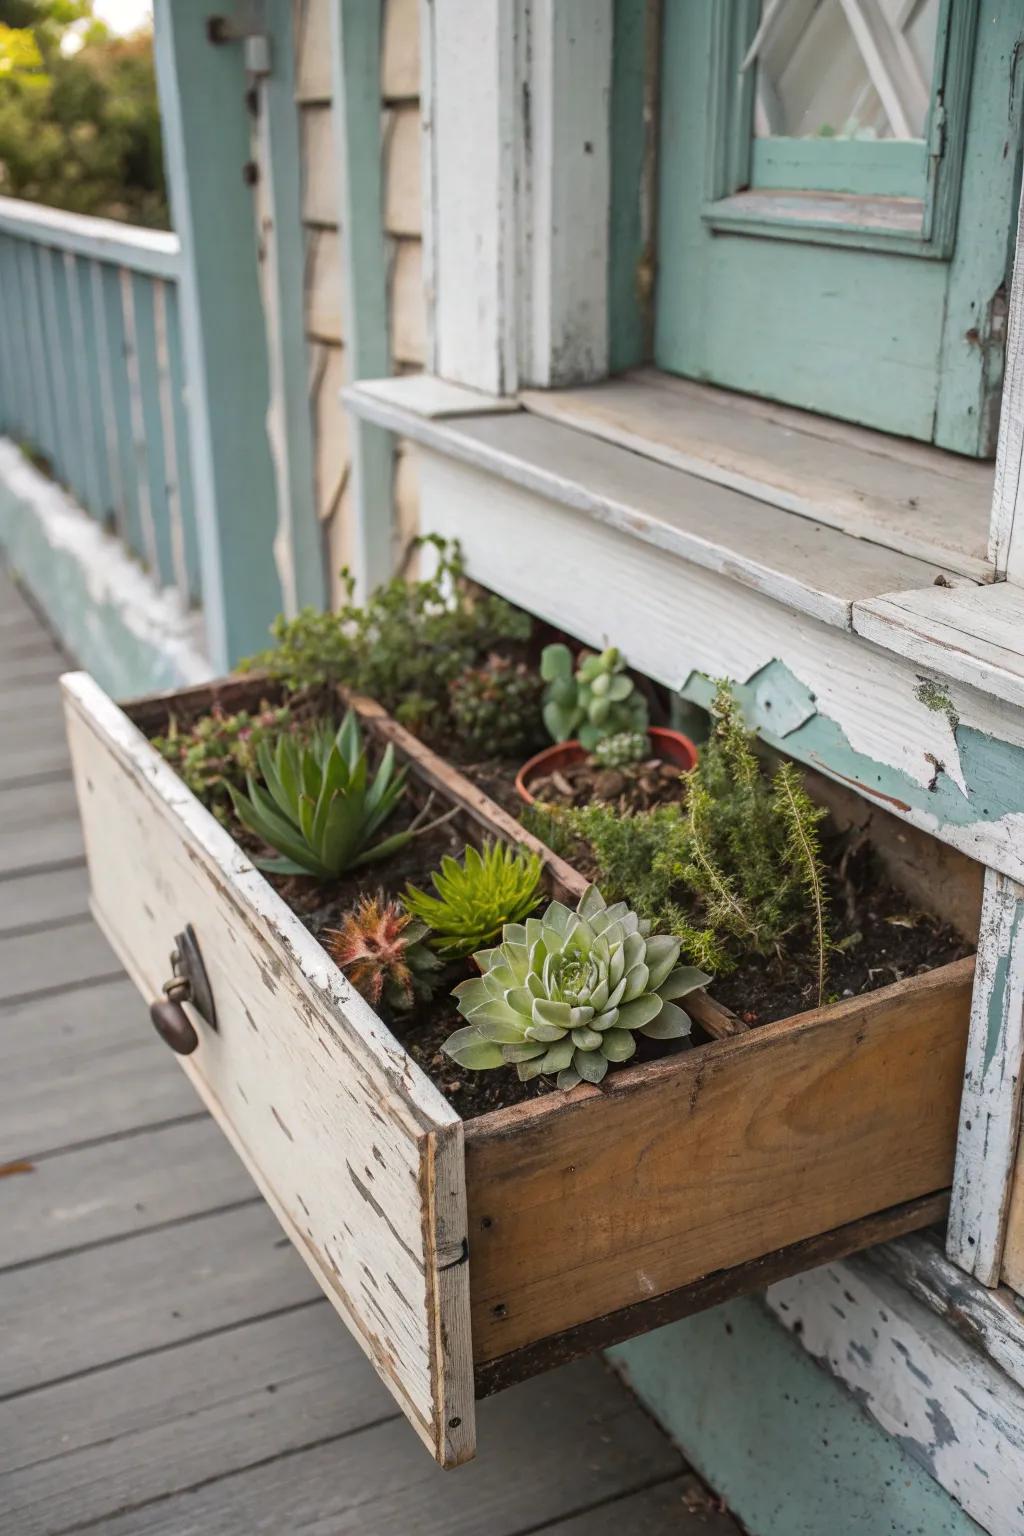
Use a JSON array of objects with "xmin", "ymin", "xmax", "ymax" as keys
[
  {"xmin": 382, "ymin": 0, "xmax": 420, "ymax": 100},
  {"xmin": 301, "ymin": 103, "xmax": 339, "ymax": 226},
  {"xmin": 385, "ymin": 104, "xmax": 423, "ymax": 237},
  {"xmin": 60, "ymin": 674, "xmax": 475, "ymax": 1466}
]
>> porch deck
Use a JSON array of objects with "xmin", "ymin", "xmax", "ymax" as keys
[{"xmin": 0, "ymin": 565, "xmax": 739, "ymax": 1536}]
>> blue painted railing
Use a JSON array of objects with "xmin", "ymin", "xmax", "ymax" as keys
[{"xmin": 0, "ymin": 196, "xmax": 201, "ymax": 609}]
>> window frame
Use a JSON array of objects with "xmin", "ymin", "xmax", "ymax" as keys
[{"xmin": 701, "ymin": 0, "xmax": 979, "ymax": 259}]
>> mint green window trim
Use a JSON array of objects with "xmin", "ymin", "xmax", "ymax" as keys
[
  {"xmin": 751, "ymin": 137, "xmax": 927, "ymax": 198},
  {"xmin": 701, "ymin": 0, "xmax": 979, "ymax": 260}
]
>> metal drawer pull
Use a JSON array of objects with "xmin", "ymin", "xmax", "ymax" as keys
[{"xmin": 149, "ymin": 924, "xmax": 217, "ymax": 1055}]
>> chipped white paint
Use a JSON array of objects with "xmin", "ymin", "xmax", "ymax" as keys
[
  {"xmin": 990, "ymin": 180, "xmax": 1024, "ymax": 583},
  {"xmin": 855, "ymin": 582, "xmax": 1024, "ymax": 713},
  {"xmin": 60, "ymin": 672, "xmax": 474, "ymax": 1466},
  {"xmin": 767, "ymin": 1255, "xmax": 1024, "ymax": 1536},
  {"xmin": 872, "ymin": 1233, "xmax": 1024, "ymax": 1394},
  {"xmin": 948, "ymin": 869, "xmax": 1024, "ymax": 1285},
  {"xmin": 408, "ymin": 441, "xmax": 1024, "ymax": 884},
  {"xmin": 422, "ymin": 0, "xmax": 612, "ymax": 393},
  {"xmin": 0, "ymin": 438, "xmax": 209, "ymax": 692}
]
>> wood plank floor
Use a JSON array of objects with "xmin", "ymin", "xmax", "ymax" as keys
[{"xmin": 0, "ymin": 567, "xmax": 741, "ymax": 1536}]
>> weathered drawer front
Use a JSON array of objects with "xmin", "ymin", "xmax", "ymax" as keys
[{"xmin": 61, "ymin": 674, "xmax": 475, "ymax": 1467}]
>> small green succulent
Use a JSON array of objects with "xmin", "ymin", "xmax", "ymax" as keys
[
  {"xmin": 443, "ymin": 884, "xmax": 708, "ymax": 1089},
  {"xmin": 448, "ymin": 656, "xmax": 545, "ymax": 759},
  {"xmin": 592, "ymin": 730, "xmax": 650, "ymax": 769},
  {"xmin": 402, "ymin": 840, "xmax": 544, "ymax": 958},
  {"xmin": 541, "ymin": 644, "xmax": 649, "ymax": 751},
  {"xmin": 229, "ymin": 711, "xmax": 433, "ymax": 879},
  {"xmin": 152, "ymin": 701, "xmax": 301, "ymax": 822}
]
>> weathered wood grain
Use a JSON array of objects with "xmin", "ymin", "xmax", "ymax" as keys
[
  {"xmin": 91, "ymin": 1359, "xmax": 682, "ymax": 1536},
  {"xmin": 948, "ymin": 868, "xmax": 1024, "ymax": 1284},
  {"xmin": 868, "ymin": 1232, "xmax": 1024, "ymax": 1395},
  {"xmin": 0, "ymin": 1302, "xmax": 391, "ymax": 1536},
  {"xmin": 2, "ymin": 1116, "xmax": 257, "ymax": 1267},
  {"xmin": 525, "ymin": 371, "xmax": 988, "ymax": 580},
  {"xmin": 0, "ymin": 1201, "xmax": 319, "ymax": 1397},
  {"xmin": 464, "ymin": 961, "xmax": 973, "ymax": 1363},
  {"xmin": 0, "ymin": 978, "xmax": 201, "ymax": 1161},
  {"xmin": 0, "ymin": 861, "xmax": 90, "ymax": 935},
  {"xmin": 62, "ymin": 673, "xmax": 475, "ymax": 1465},
  {"xmin": 1001, "ymin": 1161, "xmax": 1024, "ymax": 1296},
  {"xmin": 767, "ymin": 1255, "xmax": 1024, "ymax": 1536},
  {"xmin": 0, "ymin": 914, "xmax": 118, "ymax": 1003},
  {"xmin": 0, "ymin": 778, "xmax": 83, "ymax": 876},
  {"xmin": 0, "ymin": 714, "xmax": 71, "ymax": 784},
  {"xmin": 474, "ymin": 1193, "xmax": 949, "ymax": 1397},
  {"xmin": 854, "ymin": 582, "xmax": 1024, "ymax": 712},
  {"xmin": 550, "ymin": 1478, "xmax": 742, "ymax": 1536},
  {"xmin": 990, "ymin": 179, "xmax": 1024, "ymax": 580}
]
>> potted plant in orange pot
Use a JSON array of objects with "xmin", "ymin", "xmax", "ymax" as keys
[{"xmin": 515, "ymin": 643, "xmax": 698, "ymax": 807}]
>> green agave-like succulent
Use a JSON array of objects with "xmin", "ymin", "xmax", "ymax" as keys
[
  {"xmin": 443, "ymin": 884, "xmax": 708, "ymax": 1089},
  {"xmin": 403, "ymin": 840, "xmax": 543, "ymax": 959},
  {"xmin": 229, "ymin": 711, "xmax": 434, "ymax": 880},
  {"xmin": 540, "ymin": 644, "xmax": 649, "ymax": 752}
]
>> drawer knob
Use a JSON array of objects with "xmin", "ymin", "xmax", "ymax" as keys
[
  {"xmin": 150, "ymin": 994, "xmax": 199, "ymax": 1054},
  {"xmin": 149, "ymin": 924, "xmax": 217, "ymax": 1055}
]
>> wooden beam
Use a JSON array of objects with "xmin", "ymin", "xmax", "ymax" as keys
[
  {"xmin": 330, "ymin": 0, "xmax": 395, "ymax": 598},
  {"xmin": 253, "ymin": 3, "xmax": 327, "ymax": 613},
  {"xmin": 152, "ymin": 0, "xmax": 285, "ymax": 668},
  {"xmin": 990, "ymin": 180, "xmax": 1024, "ymax": 582},
  {"xmin": 948, "ymin": 868, "xmax": 1024, "ymax": 1283}
]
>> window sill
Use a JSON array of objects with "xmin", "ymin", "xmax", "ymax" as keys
[{"xmin": 702, "ymin": 188, "xmax": 944, "ymax": 257}]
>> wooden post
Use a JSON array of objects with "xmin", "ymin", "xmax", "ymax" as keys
[
  {"xmin": 153, "ymin": 0, "xmax": 285, "ymax": 669},
  {"xmin": 948, "ymin": 868, "xmax": 1024, "ymax": 1284},
  {"xmin": 330, "ymin": 0, "xmax": 395, "ymax": 599},
  {"xmin": 990, "ymin": 180, "xmax": 1024, "ymax": 583},
  {"xmin": 253, "ymin": 4, "xmax": 327, "ymax": 614}
]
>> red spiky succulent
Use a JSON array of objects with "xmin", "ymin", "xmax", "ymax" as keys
[{"xmin": 326, "ymin": 893, "xmax": 442, "ymax": 1013}]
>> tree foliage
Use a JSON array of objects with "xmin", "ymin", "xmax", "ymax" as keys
[{"xmin": 0, "ymin": 1, "xmax": 168, "ymax": 227}]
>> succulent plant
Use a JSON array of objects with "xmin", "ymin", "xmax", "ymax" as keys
[
  {"xmin": 591, "ymin": 730, "xmax": 650, "ymax": 769},
  {"xmin": 325, "ymin": 893, "xmax": 443, "ymax": 1012},
  {"xmin": 448, "ymin": 656, "xmax": 545, "ymax": 759},
  {"xmin": 229, "ymin": 710, "xmax": 436, "ymax": 880},
  {"xmin": 152, "ymin": 701, "xmax": 300, "ymax": 821},
  {"xmin": 443, "ymin": 884, "xmax": 708, "ymax": 1089},
  {"xmin": 541, "ymin": 644, "xmax": 649, "ymax": 751},
  {"xmin": 403, "ymin": 840, "xmax": 544, "ymax": 959}
]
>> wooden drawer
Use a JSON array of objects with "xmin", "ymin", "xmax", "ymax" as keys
[{"xmin": 62, "ymin": 671, "xmax": 975, "ymax": 1467}]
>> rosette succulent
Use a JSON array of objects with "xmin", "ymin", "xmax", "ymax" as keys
[
  {"xmin": 541, "ymin": 644, "xmax": 649, "ymax": 751},
  {"xmin": 443, "ymin": 884, "xmax": 708, "ymax": 1089}
]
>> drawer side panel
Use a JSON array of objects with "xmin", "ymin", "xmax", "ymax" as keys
[{"xmin": 61, "ymin": 673, "xmax": 474, "ymax": 1466}]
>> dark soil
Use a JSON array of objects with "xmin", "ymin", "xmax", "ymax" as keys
[
  {"xmin": 528, "ymin": 755, "xmax": 686, "ymax": 814},
  {"xmin": 149, "ymin": 700, "xmax": 973, "ymax": 1123}
]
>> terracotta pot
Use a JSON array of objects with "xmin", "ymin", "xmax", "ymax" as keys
[{"xmin": 514, "ymin": 726, "xmax": 699, "ymax": 806}]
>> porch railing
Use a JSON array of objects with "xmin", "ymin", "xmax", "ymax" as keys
[{"xmin": 0, "ymin": 196, "xmax": 201, "ymax": 609}]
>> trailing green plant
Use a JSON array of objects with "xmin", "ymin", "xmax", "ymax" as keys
[
  {"xmin": 325, "ymin": 893, "xmax": 442, "ymax": 1012},
  {"xmin": 241, "ymin": 537, "xmax": 532, "ymax": 745},
  {"xmin": 521, "ymin": 682, "xmax": 831, "ymax": 995},
  {"xmin": 152, "ymin": 701, "xmax": 300, "ymax": 822},
  {"xmin": 228, "ymin": 710, "xmax": 439, "ymax": 879},
  {"xmin": 541, "ymin": 644, "xmax": 649, "ymax": 751},
  {"xmin": 447, "ymin": 656, "xmax": 545, "ymax": 759},
  {"xmin": 442, "ymin": 884, "xmax": 708, "ymax": 1089},
  {"xmin": 402, "ymin": 840, "xmax": 544, "ymax": 959},
  {"xmin": 591, "ymin": 730, "xmax": 650, "ymax": 769}
]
